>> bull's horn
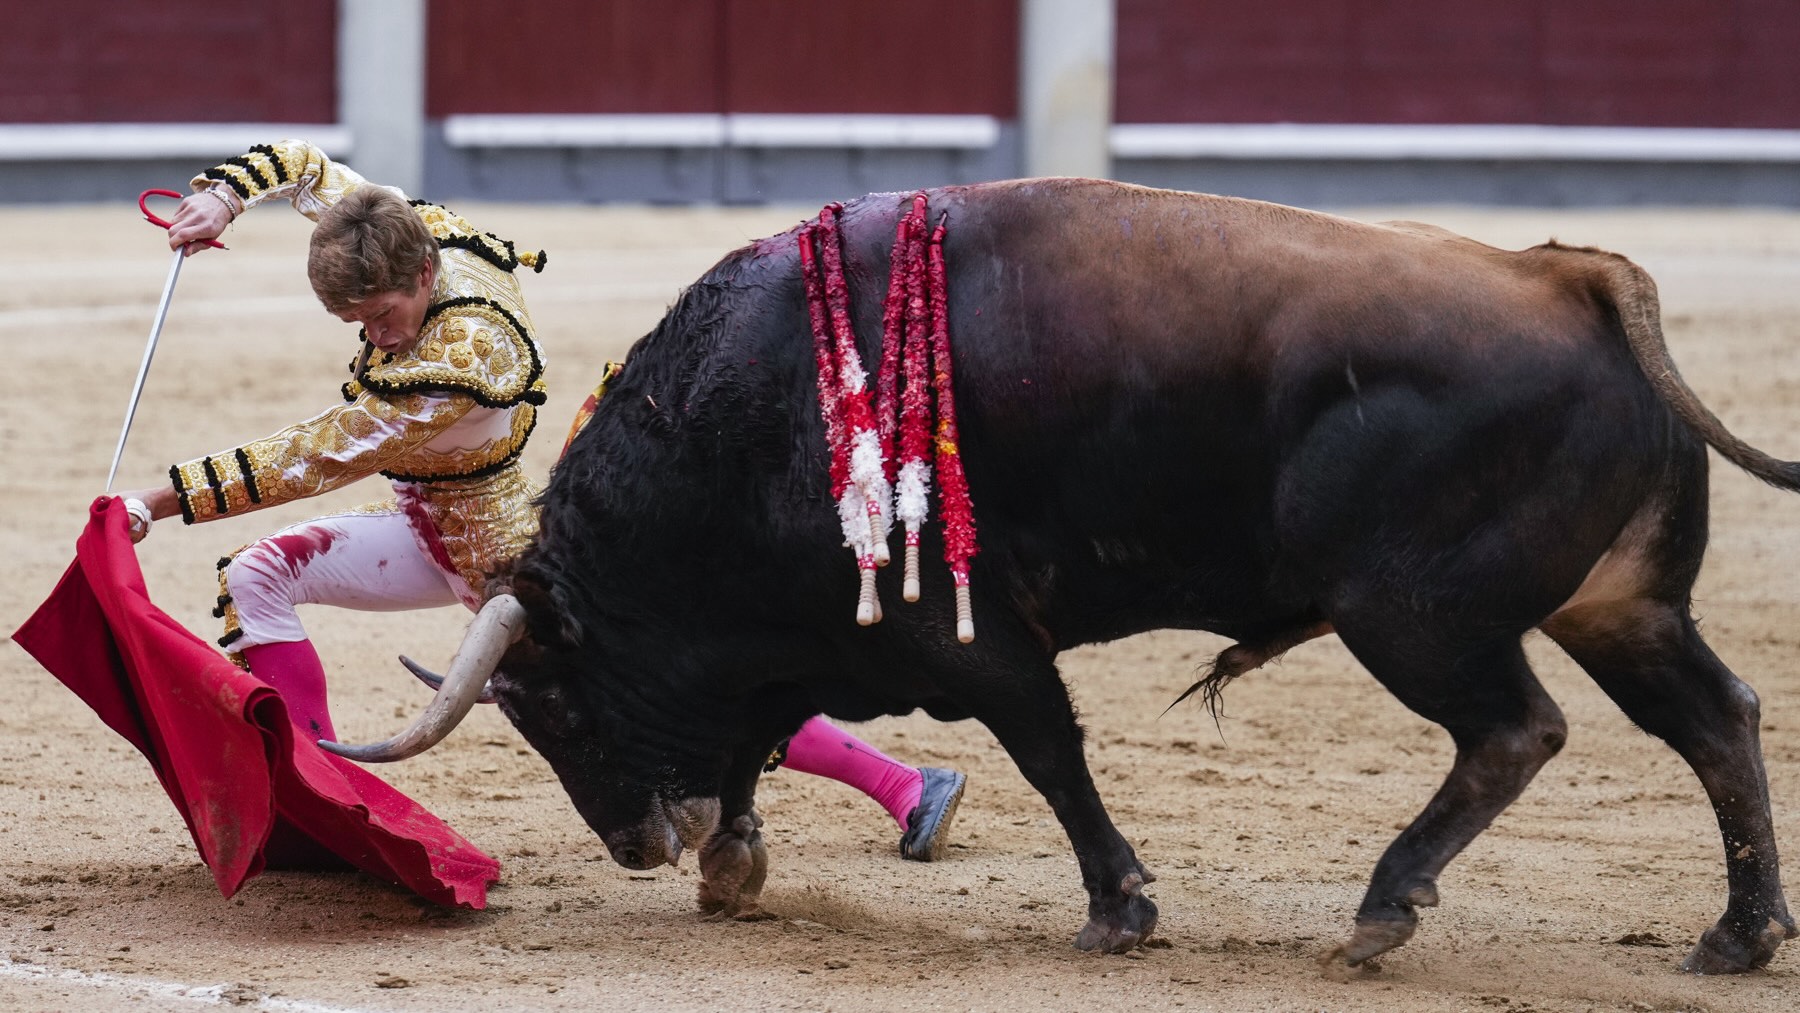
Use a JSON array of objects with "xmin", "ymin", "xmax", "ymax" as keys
[
  {"xmin": 319, "ymin": 594, "xmax": 526, "ymax": 762},
  {"xmin": 401, "ymin": 654, "xmax": 497, "ymax": 704}
]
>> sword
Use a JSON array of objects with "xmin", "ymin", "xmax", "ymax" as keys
[
  {"xmin": 106, "ymin": 189, "xmax": 226, "ymax": 493},
  {"xmin": 106, "ymin": 248, "xmax": 183, "ymax": 493}
]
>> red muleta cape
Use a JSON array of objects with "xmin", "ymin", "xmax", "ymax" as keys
[{"xmin": 11, "ymin": 497, "xmax": 499, "ymax": 907}]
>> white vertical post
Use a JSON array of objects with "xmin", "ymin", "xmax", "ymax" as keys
[
  {"xmin": 338, "ymin": 0, "xmax": 426, "ymax": 194},
  {"xmin": 1019, "ymin": 0, "xmax": 1115, "ymax": 179}
]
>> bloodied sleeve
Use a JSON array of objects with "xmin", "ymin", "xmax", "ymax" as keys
[{"xmin": 168, "ymin": 392, "xmax": 476, "ymax": 525}]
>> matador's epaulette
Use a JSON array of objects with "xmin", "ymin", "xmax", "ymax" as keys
[
  {"xmin": 410, "ymin": 200, "xmax": 547, "ymax": 275},
  {"xmin": 344, "ymin": 298, "xmax": 547, "ymax": 410}
]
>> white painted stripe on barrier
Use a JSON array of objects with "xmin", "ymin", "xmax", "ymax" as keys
[
  {"xmin": 445, "ymin": 113, "xmax": 725, "ymax": 148},
  {"xmin": 443, "ymin": 113, "xmax": 1000, "ymax": 150},
  {"xmin": 1109, "ymin": 123, "xmax": 1800, "ymax": 162},
  {"xmin": 0, "ymin": 955, "xmax": 379, "ymax": 1012},
  {"xmin": 0, "ymin": 124, "xmax": 354, "ymax": 161},
  {"xmin": 728, "ymin": 113, "xmax": 998, "ymax": 149}
]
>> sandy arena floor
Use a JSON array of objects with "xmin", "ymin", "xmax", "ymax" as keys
[{"xmin": 1, "ymin": 199, "xmax": 1798, "ymax": 1012}]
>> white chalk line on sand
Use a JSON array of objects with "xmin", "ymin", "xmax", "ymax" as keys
[{"xmin": 0, "ymin": 955, "xmax": 382, "ymax": 1013}]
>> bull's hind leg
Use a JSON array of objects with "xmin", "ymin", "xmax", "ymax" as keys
[
  {"xmin": 1544, "ymin": 600, "xmax": 1796, "ymax": 972},
  {"xmin": 1324, "ymin": 619, "xmax": 1568, "ymax": 969}
]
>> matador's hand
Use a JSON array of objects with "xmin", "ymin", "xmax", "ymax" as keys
[
  {"xmin": 166, "ymin": 188, "xmax": 237, "ymax": 256},
  {"xmin": 123, "ymin": 498, "xmax": 153, "ymax": 543},
  {"xmin": 116, "ymin": 487, "xmax": 178, "ymax": 543}
]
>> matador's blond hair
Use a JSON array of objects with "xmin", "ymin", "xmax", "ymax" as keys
[{"xmin": 307, "ymin": 186, "xmax": 441, "ymax": 313}]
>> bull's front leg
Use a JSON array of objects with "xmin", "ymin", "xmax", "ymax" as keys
[
  {"xmin": 696, "ymin": 739, "xmax": 777, "ymax": 921},
  {"xmin": 966, "ymin": 652, "xmax": 1158, "ymax": 952}
]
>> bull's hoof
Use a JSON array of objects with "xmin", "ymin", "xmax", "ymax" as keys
[
  {"xmin": 1073, "ymin": 872, "xmax": 1158, "ymax": 953},
  {"xmin": 696, "ymin": 813, "xmax": 769, "ymax": 921},
  {"xmin": 701, "ymin": 899, "xmax": 778, "ymax": 923},
  {"xmin": 1680, "ymin": 917, "xmax": 1790, "ymax": 974},
  {"xmin": 1322, "ymin": 912, "xmax": 1418, "ymax": 972}
]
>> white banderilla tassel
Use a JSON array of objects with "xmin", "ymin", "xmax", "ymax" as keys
[{"xmin": 847, "ymin": 429, "xmax": 892, "ymax": 567}]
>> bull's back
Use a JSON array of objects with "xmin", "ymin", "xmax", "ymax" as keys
[
  {"xmin": 593, "ymin": 179, "xmax": 1674, "ymax": 641},
  {"xmin": 931, "ymin": 178, "xmax": 1611, "ymax": 386},
  {"xmin": 893, "ymin": 180, "xmax": 1674, "ymax": 637},
  {"xmin": 917, "ymin": 178, "xmax": 1641, "ymax": 485}
]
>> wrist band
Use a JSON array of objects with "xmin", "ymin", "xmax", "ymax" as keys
[
  {"xmin": 204, "ymin": 187, "xmax": 239, "ymax": 220},
  {"xmin": 124, "ymin": 497, "xmax": 153, "ymax": 541}
]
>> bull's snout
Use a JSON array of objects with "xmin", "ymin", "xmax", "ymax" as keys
[
  {"xmin": 600, "ymin": 796, "xmax": 722, "ymax": 870},
  {"xmin": 603, "ymin": 811, "xmax": 684, "ymax": 869}
]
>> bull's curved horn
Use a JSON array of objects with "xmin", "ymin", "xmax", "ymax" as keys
[
  {"xmin": 319, "ymin": 594, "xmax": 526, "ymax": 762},
  {"xmin": 401, "ymin": 654, "xmax": 497, "ymax": 704}
]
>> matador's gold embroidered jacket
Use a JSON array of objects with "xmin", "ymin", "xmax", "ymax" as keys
[{"xmin": 167, "ymin": 140, "xmax": 548, "ymax": 603}]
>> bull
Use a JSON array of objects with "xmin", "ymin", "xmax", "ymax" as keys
[{"xmin": 329, "ymin": 179, "xmax": 1796, "ymax": 972}]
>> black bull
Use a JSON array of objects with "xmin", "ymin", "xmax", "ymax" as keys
[{"xmin": 385, "ymin": 180, "xmax": 1799, "ymax": 970}]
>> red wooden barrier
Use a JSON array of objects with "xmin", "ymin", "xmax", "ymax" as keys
[
  {"xmin": 1115, "ymin": 0, "xmax": 1800, "ymax": 128},
  {"xmin": 0, "ymin": 0, "xmax": 334, "ymax": 124}
]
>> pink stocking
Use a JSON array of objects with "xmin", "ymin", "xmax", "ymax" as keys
[
  {"xmin": 780, "ymin": 717, "xmax": 923, "ymax": 829},
  {"xmin": 242, "ymin": 640, "xmax": 335, "ymax": 742}
]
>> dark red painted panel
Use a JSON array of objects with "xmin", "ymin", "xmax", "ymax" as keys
[
  {"xmin": 1116, "ymin": 0, "xmax": 1800, "ymax": 128},
  {"xmin": 1732, "ymin": 0, "xmax": 1800, "ymax": 129},
  {"xmin": 427, "ymin": 0, "xmax": 1015, "ymax": 117},
  {"xmin": 722, "ymin": 0, "xmax": 1017, "ymax": 115},
  {"xmin": 427, "ymin": 2, "xmax": 721, "ymax": 116},
  {"xmin": 0, "ymin": 1, "xmax": 334, "ymax": 123},
  {"xmin": 1540, "ymin": 2, "xmax": 1734, "ymax": 126},
  {"xmin": 12, "ymin": 3, "xmax": 1796, "ymax": 130}
]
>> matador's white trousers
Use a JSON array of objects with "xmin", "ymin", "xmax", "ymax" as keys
[{"xmin": 225, "ymin": 504, "xmax": 463, "ymax": 648}]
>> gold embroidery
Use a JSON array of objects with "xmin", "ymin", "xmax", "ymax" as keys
[
  {"xmin": 383, "ymin": 403, "xmax": 537, "ymax": 483},
  {"xmin": 216, "ymin": 456, "xmax": 255, "ymax": 516},
  {"xmin": 216, "ymin": 545, "xmax": 250, "ymax": 670},
  {"xmin": 406, "ymin": 466, "xmax": 540, "ymax": 600},
  {"xmin": 171, "ymin": 393, "xmax": 474, "ymax": 524},
  {"xmin": 411, "ymin": 202, "xmax": 540, "ymax": 273},
  {"xmin": 357, "ymin": 299, "xmax": 543, "ymax": 408},
  {"xmin": 192, "ymin": 139, "xmax": 365, "ymax": 221},
  {"xmin": 174, "ymin": 460, "xmax": 219, "ymax": 523}
]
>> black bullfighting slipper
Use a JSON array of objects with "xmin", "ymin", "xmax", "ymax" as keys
[{"xmin": 899, "ymin": 767, "xmax": 967, "ymax": 862}]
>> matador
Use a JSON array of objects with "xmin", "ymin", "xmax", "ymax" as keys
[{"xmin": 115, "ymin": 140, "xmax": 968, "ymax": 862}]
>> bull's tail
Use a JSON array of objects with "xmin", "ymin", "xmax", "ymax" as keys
[{"xmin": 1599, "ymin": 255, "xmax": 1800, "ymax": 492}]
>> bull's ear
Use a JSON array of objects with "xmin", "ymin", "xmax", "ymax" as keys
[{"xmin": 511, "ymin": 567, "xmax": 583, "ymax": 651}]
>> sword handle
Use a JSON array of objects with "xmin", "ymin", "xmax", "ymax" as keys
[{"xmin": 139, "ymin": 189, "xmax": 226, "ymax": 250}]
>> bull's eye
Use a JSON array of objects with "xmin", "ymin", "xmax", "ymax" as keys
[{"xmin": 539, "ymin": 686, "xmax": 584, "ymax": 737}]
